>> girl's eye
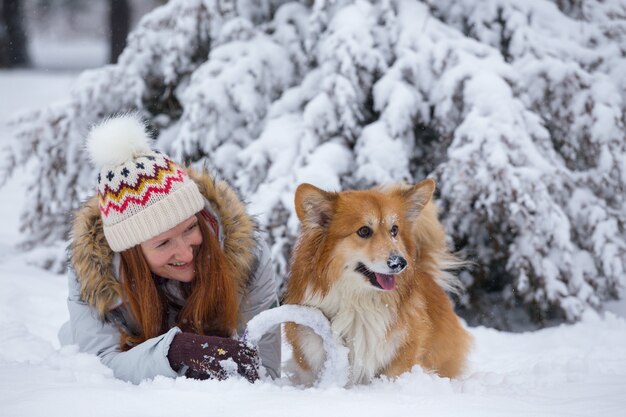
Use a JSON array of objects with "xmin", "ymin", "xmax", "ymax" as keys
[
  {"xmin": 391, "ymin": 225, "xmax": 399, "ymax": 237},
  {"xmin": 185, "ymin": 222, "xmax": 198, "ymax": 233},
  {"xmin": 157, "ymin": 240, "xmax": 170, "ymax": 249},
  {"xmin": 357, "ymin": 226, "xmax": 373, "ymax": 238}
]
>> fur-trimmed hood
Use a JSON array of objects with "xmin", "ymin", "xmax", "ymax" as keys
[{"xmin": 69, "ymin": 168, "xmax": 258, "ymax": 318}]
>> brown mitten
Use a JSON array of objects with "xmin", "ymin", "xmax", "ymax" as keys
[{"xmin": 167, "ymin": 332, "xmax": 259, "ymax": 383}]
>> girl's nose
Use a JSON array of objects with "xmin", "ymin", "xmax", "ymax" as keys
[{"xmin": 175, "ymin": 240, "xmax": 194, "ymax": 263}]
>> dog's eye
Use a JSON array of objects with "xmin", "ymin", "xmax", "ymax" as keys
[
  {"xmin": 357, "ymin": 226, "xmax": 372, "ymax": 238},
  {"xmin": 390, "ymin": 225, "xmax": 398, "ymax": 237}
]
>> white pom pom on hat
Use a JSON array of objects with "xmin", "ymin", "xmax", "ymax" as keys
[{"xmin": 86, "ymin": 113, "xmax": 153, "ymax": 168}]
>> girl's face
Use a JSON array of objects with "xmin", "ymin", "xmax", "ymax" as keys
[{"xmin": 140, "ymin": 215, "xmax": 203, "ymax": 282}]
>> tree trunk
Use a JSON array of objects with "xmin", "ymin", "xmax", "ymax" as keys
[
  {"xmin": 0, "ymin": 0, "xmax": 30, "ymax": 68},
  {"xmin": 109, "ymin": 0, "xmax": 131, "ymax": 64}
]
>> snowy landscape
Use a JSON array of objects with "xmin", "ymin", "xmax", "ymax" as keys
[
  {"xmin": 1, "ymin": 152, "xmax": 625, "ymax": 417},
  {"xmin": 2, "ymin": 0, "xmax": 626, "ymax": 416}
]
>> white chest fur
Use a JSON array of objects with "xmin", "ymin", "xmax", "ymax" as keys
[{"xmin": 302, "ymin": 272, "xmax": 406, "ymax": 384}]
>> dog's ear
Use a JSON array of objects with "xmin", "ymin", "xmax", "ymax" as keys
[
  {"xmin": 295, "ymin": 183, "xmax": 336, "ymax": 228},
  {"xmin": 400, "ymin": 179, "xmax": 436, "ymax": 221}
]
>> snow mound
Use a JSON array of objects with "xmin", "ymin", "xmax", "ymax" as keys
[{"xmin": 244, "ymin": 304, "xmax": 349, "ymax": 388}]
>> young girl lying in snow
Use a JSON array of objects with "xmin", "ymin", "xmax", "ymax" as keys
[{"xmin": 58, "ymin": 115, "xmax": 280, "ymax": 384}]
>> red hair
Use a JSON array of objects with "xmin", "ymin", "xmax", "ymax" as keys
[{"xmin": 118, "ymin": 213, "xmax": 239, "ymax": 350}]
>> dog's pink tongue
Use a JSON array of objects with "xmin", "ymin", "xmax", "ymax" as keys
[{"xmin": 375, "ymin": 273, "xmax": 396, "ymax": 290}]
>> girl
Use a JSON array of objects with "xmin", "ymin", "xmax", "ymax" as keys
[{"xmin": 59, "ymin": 115, "xmax": 280, "ymax": 384}]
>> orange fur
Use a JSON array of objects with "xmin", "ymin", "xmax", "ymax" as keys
[{"xmin": 285, "ymin": 180, "xmax": 472, "ymax": 385}]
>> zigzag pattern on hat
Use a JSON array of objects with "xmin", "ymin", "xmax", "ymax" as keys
[{"xmin": 99, "ymin": 157, "xmax": 186, "ymax": 217}]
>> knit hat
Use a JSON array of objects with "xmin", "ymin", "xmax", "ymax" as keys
[{"xmin": 86, "ymin": 114, "xmax": 204, "ymax": 252}]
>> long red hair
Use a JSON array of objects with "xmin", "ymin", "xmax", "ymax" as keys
[{"xmin": 118, "ymin": 213, "xmax": 239, "ymax": 350}]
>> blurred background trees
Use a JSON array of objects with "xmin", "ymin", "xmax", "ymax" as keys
[
  {"xmin": 0, "ymin": 0, "xmax": 30, "ymax": 67},
  {"xmin": 109, "ymin": 0, "xmax": 131, "ymax": 64},
  {"xmin": 0, "ymin": 0, "xmax": 164, "ymax": 68}
]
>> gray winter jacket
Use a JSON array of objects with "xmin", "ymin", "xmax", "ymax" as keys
[{"xmin": 59, "ymin": 169, "xmax": 280, "ymax": 384}]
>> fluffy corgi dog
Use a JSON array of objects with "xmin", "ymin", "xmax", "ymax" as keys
[{"xmin": 284, "ymin": 179, "xmax": 472, "ymax": 385}]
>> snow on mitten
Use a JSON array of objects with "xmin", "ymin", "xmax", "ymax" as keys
[{"xmin": 167, "ymin": 332, "xmax": 260, "ymax": 383}]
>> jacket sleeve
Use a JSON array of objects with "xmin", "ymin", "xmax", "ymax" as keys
[
  {"xmin": 63, "ymin": 270, "xmax": 180, "ymax": 384},
  {"xmin": 238, "ymin": 239, "xmax": 282, "ymax": 379}
]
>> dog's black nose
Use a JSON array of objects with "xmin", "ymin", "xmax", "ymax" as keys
[{"xmin": 387, "ymin": 255, "xmax": 407, "ymax": 272}]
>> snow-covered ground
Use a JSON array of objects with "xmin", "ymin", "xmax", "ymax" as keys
[{"xmin": 2, "ymin": 52, "xmax": 626, "ymax": 417}]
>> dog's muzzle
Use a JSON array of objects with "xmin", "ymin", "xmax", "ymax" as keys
[{"xmin": 355, "ymin": 255, "xmax": 407, "ymax": 291}]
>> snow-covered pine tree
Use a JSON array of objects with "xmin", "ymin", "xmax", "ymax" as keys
[
  {"xmin": 1, "ymin": 0, "xmax": 624, "ymax": 329},
  {"xmin": 423, "ymin": 0, "xmax": 626, "ymax": 328}
]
